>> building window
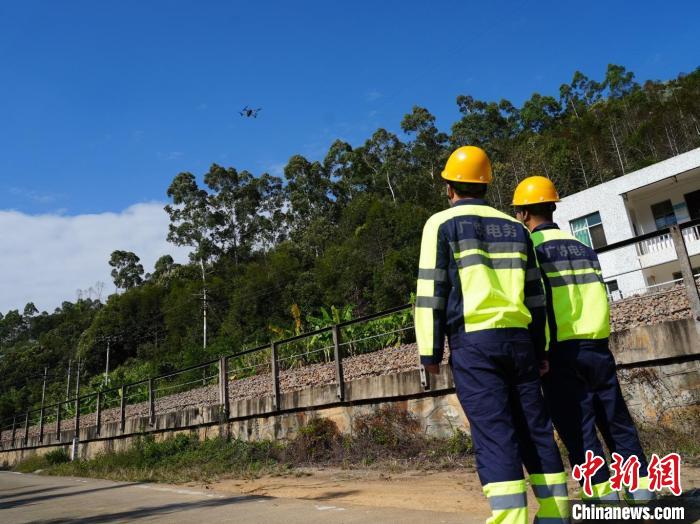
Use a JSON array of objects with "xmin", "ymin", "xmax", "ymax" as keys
[
  {"xmin": 684, "ymin": 189, "xmax": 700, "ymax": 221},
  {"xmin": 672, "ymin": 268, "xmax": 700, "ymax": 281},
  {"xmin": 651, "ymin": 200, "xmax": 677, "ymax": 230},
  {"xmin": 570, "ymin": 212, "xmax": 607, "ymax": 249},
  {"xmin": 605, "ymin": 280, "xmax": 621, "ymax": 300}
]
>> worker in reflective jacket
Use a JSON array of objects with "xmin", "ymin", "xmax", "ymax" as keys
[
  {"xmin": 416, "ymin": 147, "xmax": 569, "ymax": 524},
  {"xmin": 512, "ymin": 176, "xmax": 654, "ymax": 505}
]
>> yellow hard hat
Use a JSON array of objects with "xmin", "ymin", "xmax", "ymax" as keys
[
  {"xmin": 512, "ymin": 176, "xmax": 560, "ymax": 206},
  {"xmin": 441, "ymin": 146, "xmax": 492, "ymax": 184}
]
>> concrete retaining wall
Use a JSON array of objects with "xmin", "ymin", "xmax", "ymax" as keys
[
  {"xmin": 2, "ymin": 318, "xmax": 698, "ymax": 468},
  {"xmin": 611, "ymin": 318, "xmax": 700, "ymax": 433}
]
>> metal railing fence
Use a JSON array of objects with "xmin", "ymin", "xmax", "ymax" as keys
[{"xmin": 0, "ymin": 302, "xmax": 414, "ymax": 449}]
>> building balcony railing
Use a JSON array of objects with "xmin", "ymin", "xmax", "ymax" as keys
[{"xmin": 607, "ymin": 276, "xmax": 684, "ymax": 302}]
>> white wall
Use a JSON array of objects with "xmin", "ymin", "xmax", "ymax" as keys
[{"xmin": 553, "ymin": 148, "xmax": 700, "ymax": 295}]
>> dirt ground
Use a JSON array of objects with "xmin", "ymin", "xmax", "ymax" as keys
[{"xmin": 202, "ymin": 465, "xmax": 700, "ymax": 517}]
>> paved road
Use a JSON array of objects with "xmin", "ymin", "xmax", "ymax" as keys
[{"xmin": 0, "ymin": 471, "xmax": 477, "ymax": 523}]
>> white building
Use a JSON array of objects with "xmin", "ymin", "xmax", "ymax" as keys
[{"xmin": 554, "ymin": 148, "xmax": 700, "ymax": 299}]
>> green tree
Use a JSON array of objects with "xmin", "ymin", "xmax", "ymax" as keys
[
  {"xmin": 109, "ymin": 250, "xmax": 145, "ymax": 290},
  {"xmin": 23, "ymin": 302, "xmax": 39, "ymax": 318},
  {"xmin": 203, "ymin": 164, "xmax": 284, "ymax": 264},
  {"xmin": 165, "ymin": 172, "xmax": 218, "ymax": 263},
  {"xmin": 154, "ymin": 255, "xmax": 176, "ymax": 277}
]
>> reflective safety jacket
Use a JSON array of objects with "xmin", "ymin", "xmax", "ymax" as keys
[
  {"xmin": 530, "ymin": 223, "xmax": 610, "ymax": 344},
  {"xmin": 415, "ymin": 198, "xmax": 547, "ymax": 366}
]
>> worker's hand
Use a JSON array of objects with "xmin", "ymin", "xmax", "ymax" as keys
[
  {"xmin": 538, "ymin": 359, "xmax": 550, "ymax": 377},
  {"xmin": 423, "ymin": 363, "xmax": 440, "ymax": 375}
]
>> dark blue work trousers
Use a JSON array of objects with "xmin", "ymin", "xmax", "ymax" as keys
[
  {"xmin": 542, "ymin": 339, "xmax": 649, "ymax": 485},
  {"xmin": 450, "ymin": 331, "xmax": 565, "ymax": 485}
]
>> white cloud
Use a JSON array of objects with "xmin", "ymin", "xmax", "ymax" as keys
[
  {"xmin": 9, "ymin": 186, "xmax": 60, "ymax": 204},
  {"xmin": 157, "ymin": 151, "xmax": 184, "ymax": 160},
  {"xmin": 365, "ymin": 89, "xmax": 383, "ymax": 102},
  {"xmin": 0, "ymin": 202, "xmax": 190, "ymax": 314}
]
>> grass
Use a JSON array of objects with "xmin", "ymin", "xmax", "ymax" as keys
[
  {"xmin": 13, "ymin": 407, "xmax": 474, "ymax": 483},
  {"xmin": 638, "ymin": 423, "xmax": 700, "ymax": 465},
  {"xmin": 44, "ymin": 434, "xmax": 287, "ymax": 483}
]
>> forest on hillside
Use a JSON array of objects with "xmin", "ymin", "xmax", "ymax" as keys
[{"xmin": 1, "ymin": 64, "xmax": 699, "ymax": 420}]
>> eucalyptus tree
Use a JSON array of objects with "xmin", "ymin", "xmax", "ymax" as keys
[{"xmin": 108, "ymin": 250, "xmax": 145, "ymax": 290}]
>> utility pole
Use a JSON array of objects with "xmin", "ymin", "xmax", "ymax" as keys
[
  {"xmin": 74, "ymin": 358, "xmax": 81, "ymax": 402},
  {"xmin": 40, "ymin": 367, "xmax": 48, "ymax": 406},
  {"xmin": 202, "ymin": 287, "xmax": 207, "ymax": 349},
  {"xmin": 71, "ymin": 358, "xmax": 81, "ymax": 461},
  {"xmin": 200, "ymin": 259, "xmax": 207, "ymax": 350},
  {"xmin": 39, "ymin": 367, "xmax": 47, "ymax": 442},
  {"xmin": 104, "ymin": 338, "xmax": 111, "ymax": 385},
  {"xmin": 66, "ymin": 359, "xmax": 72, "ymax": 401}
]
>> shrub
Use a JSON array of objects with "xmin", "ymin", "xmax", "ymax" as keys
[
  {"xmin": 446, "ymin": 429, "xmax": 472, "ymax": 454},
  {"xmin": 286, "ymin": 417, "xmax": 341, "ymax": 463},
  {"xmin": 441, "ymin": 429, "xmax": 473, "ymax": 455},
  {"xmin": 351, "ymin": 405, "xmax": 423, "ymax": 460},
  {"xmin": 140, "ymin": 433, "xmax": 198, "ymax": 466},
  {"xmin": 45, "ymin": 448, "xmax": 70, "ymax": 465}
]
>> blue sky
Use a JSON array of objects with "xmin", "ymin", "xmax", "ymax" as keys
[{"xmin": 1, "ymin": 0, "xmax": 698, "ymax": 216}]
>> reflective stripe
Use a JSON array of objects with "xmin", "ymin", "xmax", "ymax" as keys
[
  {"xmin": 531, "ymin": 483, "xmax": 568, "ymax": 499},
  {"xmin": 581, "ymin": 480, "xmax": 618, "ymax": 501},
  {"xmin": 456, "ymin": 254, "xmax": 527, "ymax": 270},
  {"xmin": 483, "ymin": 478, "xmax": 527, "ymax": 497},
  {"xmin": 450, "ymin": 239, "xmax": 526, "ymax": 254},
  {"xmin": 624, "ymin": 489, "xmax": 655, "ymax": 502},
  {"xmin": 526, "ymin": 267, "xmax": 542, "ymax": 281},
  {"xmin": 530, "ymin": 472, "xmax": 568, "ymax": 485},
  {"xmin": 533, "ymin": 518, "xmax": 569, "ymax": 523},
  {"xmin": 415, "ymin": 213, "xmax": 443, "ymax": 357},
  {"xmin": 415, "ymin": 296, "xmax": 446, "ymax": 309},
  {"xmin": 547, "ymin": 272, "xmax": 602, "ymax": 287},
  {"xmin": 484, "ymin": 479, "xmax": 528, "ymax": 522},
  {"xmin": 530, "ymin": 472, "xmax": 571, "ymax": 521},
  {"xmin": 417, "ymin": 268, "xmax": 447, "ymax": 282},
  {"xmin": 541, "ymin": 258, "xmax": 600, "ymax": 273},
  {"xmin": 532, "ymin": 227, "xmax": 586, "ymax": 244},
  {"xmin": 488, "ymin": 492, "xmax": 527, "ymax": 510},
  {"xmin": 626, "ymin": 477, "xmax": 655, "ymax": 502},
  {"xmin": 525, "ymin": 295, "xmax": 546, "ymax": 308}
]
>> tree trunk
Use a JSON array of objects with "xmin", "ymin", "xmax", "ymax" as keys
[
  {"xmin": 385, "ymin": 170, "xmax": 397, "ymax": 203},
  {"xmin": 576, "ymin": 146, "xmax": 589, "ymax": 188},
  {"xmin": 588, "ymin": 142, "xmax": 604, "ymax": 184},
  {"xmin": 569, "ymin": 98, "xmax": 580, "ymax": 120},
  {"xmin": 609, "ymin": 123, "xmax": 626, "ymax": 175},
  {"xmin": 691, "ymin": 115, "xmax": 700, "ymax": 137},
  {"xmin": 664, "ymin": 122, "xmax": 679, "ymax": 156}
]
